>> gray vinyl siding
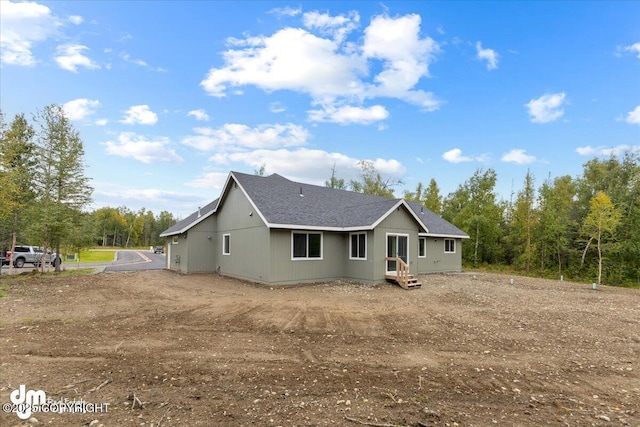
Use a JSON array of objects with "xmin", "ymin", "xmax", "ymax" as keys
[
  {"xmin": 162, "ymin": 172, "xmax": 465, "ymax": 283},
  {"xmin": 185, "ymin": 217, "xmax": 217, "ymax": 273},
  {"xmin": 167, "ymin": 233, "xmax": 188, "ymax": 273},
  {"xmin": 372, "ymin": 207, "xmax": 422, "ymax": 281},
  {"xmin": 215, "ymin": 182, "xmax": 270, "ymax": 282},
  {"xmin": 269, "ymin": 230, "xmax": 347, "ymax": 285},
  {"xmin": 165, "ymin": 215, "xmax": 217, "ymax": 274},
  {"xmin": 344, "ymin": 230, "xmax": 375, "ymax": 283},
  {"xmin": 417, "ymin": 237, "xmax": 463, "ymax": 274}
]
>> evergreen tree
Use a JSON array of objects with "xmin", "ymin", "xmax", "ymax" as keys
[
  {"xmin": 0, "ymin": 112, "xmax": 37, "ymax": 272},
  {"xmin": 511, "ymin": 170, "xmax": 537, "ymax": 273},
  {"xmin": 423, "ymin": 178, "xmax": 442, "ymax": 215},
  {"xmin": 31, "ymin": 105, "xmax": 93, "ymax": 271},
  {"xmin": 537, "ymin": 175, "xmax": 576, "ymax": 275},
  {"xmin": 403, "ymin": 181, "xmax": 425, "ymax": 203}
]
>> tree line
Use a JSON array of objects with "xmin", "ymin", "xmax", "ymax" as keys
[
  {"xmin": 340, "ymin": 155, "xmax": 639, "ymax": 287},
  {"xmin": 0, "ymin": 107, "xmax": 178, "ymax": 270},
  {"xmin": 3, "ymin": 106, "xmax": 638, "ymax": 285}
]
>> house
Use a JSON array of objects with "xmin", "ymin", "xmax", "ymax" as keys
[{"xmin": 159, "ymin": 171, "xmax": 469, "ymax": 288}]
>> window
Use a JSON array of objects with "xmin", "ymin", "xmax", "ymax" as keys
[
  {"xmin": 292, "ymin": 232, "xmax": 322, "ymax": 259},
  {"xmin": 172, "ymin": 236, "xmax": 178, "ymax": 244},
  {"xmin": 223, "ymin": 234, "xmax": 230, "ymax": 255},
  {"xmin": 350, "ymin": 232, "xmax": 367, "ymax": 260},
  {"xmin": 444, "ymin": 239, "xmax": 456, "ymax": 253},
  {"xmin": 418, "ymin": 237, "xmax": 426, "ymax": 258}
]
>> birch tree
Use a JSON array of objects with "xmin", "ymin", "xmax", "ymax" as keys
[
  {"xmin": 350, "ymin": 160, "xmax": 402, "ymax": 198},
  {"xmin": 581, "ymin": 191, "xmax": 620, "ymax": 285}
]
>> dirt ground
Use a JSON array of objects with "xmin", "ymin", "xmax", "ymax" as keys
[{"xmin": 0, "ymin": 270, "xmax": 638, "ymax": 427}]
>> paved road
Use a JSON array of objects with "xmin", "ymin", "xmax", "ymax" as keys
[
  {"xmin": 0, "ymin": 250, "xmax": 166, "ymax": 274},
  {"xmin": 103, "ymin": 250, "xmax": 166, "ymax": 272}
]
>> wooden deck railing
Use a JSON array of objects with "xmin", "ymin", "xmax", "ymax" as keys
[{"xmin": 385, "ymin": 257, "xmax": 410, "ymax": 288}]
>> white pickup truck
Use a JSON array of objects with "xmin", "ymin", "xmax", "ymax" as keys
[{"xmin": 1, "ymin": 245, "xmax": 61, "ymax": 268}]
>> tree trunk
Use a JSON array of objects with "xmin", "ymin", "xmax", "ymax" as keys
[
  {"xmin": 54, "ymin": 242, "xmax": 61, "ymax": 272},
  {"xmin": 597, "ymin": 230, "xmax": 602, "ymax": 285},
  {"xmin": 9, "ymin": 231, "xmax": 17, "ymax": 275},
  {"xmin": 474, "ymin": 221, "xmax": 480, "ymax": 266}
]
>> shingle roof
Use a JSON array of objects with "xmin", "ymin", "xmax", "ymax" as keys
[
  {"xmin": 231, "ymin": 172, "xmax": 469, "ymax": 237},
  {"xmin": 406, "ymin": 201, "xmax": 469, "ymax": 237},
  {"xmin": 231, "ymin": 172, "xmax": 401, "ymax": 229},
  {"xmin": 159, "ymin": 198, "xmax": 219, "ymax": 237},
  {"xmin": 160, "ymin": 172, "xmax": 469, "ymax": 238}
]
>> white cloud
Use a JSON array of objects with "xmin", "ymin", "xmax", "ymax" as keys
[
  {"xmin": 93, "ymin": 185, "xmax": 206, "ymax": 218},
  {"xmin": 54, "ymin": 43, "xmax": 100, "ymax": 72},
  {"xmin": 269, "ymin": 6, "xmax": 302, "ymax": 18},
  {"xmin": 362, "ymin": 14, "xmax": 441, "ymax": 109},
  {"xmin": 68, "ymin": 15, "xmax": 83, "ymax": 25},
  {"xmin": 120, "ymin": 52, "xmax": 147, "ymax": 67},
  {"xmin": 185, "ymin": 172, "xmax": 231, "ymax": 191},
  {"xmin": 187, "ymin": 109, "xmax": 210, "ymax": 122},
  {"xmin": 576, "ymin": 145, "xmax": 640, "ymax": 157},
  {"xmin": 119, "ymin": 51, "xmax": 165, "ymax": 71},
  {"xmin": 501, "ymin": 149, "xmax": 536, "ymax": 164},
  {"xmin": 442, "ymin": 148, "xmax": 473, "ymax": 164},
  {"xmin": 476, "ymin": 41, "xmax": 499, "ymax": 70},
  {"xmin": 209, "ymin": 148, "xmax": 405, "ymax": 185},
  {"xmin": 181, "ymin": 123, "xmax": 309, "ymax": 151},
  {"xmin": 202, "ymin": 27, "xmax": 365, "ymax": 98},
  {"xmin": 307, "ymin": 104, "xmax": 389, "ymax": 124},
  {"xmin": 302, "ymin": 10, "xmax": 359, "ymax": 43},
  {"xmin": 121, "ymin": 105, "xmax": 158, "ymax": 125},
  {"xmin": 200, "ymin": 12, "xmax": 443, "ymax": 119},
  {"xmin": 525, "ymin": 92, "xmax": 567, "ymax": 123},
  {"xmin": 0, "ymin": 0, "xmax": 60, "ymax": 66},
  {"xmin": 269, "ymin": 102, "xmax": 286, "ymax": 113},
  {"xmin": 95, "ymin": 118, "xmax": 108, "ymax": 126},
  {"xmin": 62, "ymin": 98, "xmax": 100, "ymax": 121},
  {"xmin": 104, "ymin": 132, "xmax": 183, "ymax": 163},
  {"xmin": 618, "ymin": 42, "xmax": 640, "ymax": 59},
  {"xmin": 626, "ymin": 106, "xmax": 640, "ymax": 124}
]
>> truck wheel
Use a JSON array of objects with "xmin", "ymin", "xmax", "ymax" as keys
[
  {"xmin": 15, "ymin": 258, "xmax": 25, "ymax": 268},
  {"xmin": 53, "ymin": 257, "xmax": 61, "ymax": 268}
]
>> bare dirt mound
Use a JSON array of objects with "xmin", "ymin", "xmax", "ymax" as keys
[{"xmin": 1, "ymin": 271, "xmax": 638, "ymax": 426}]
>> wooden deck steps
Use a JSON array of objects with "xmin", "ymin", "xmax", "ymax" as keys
[{"xmin": 385, "ymin": 273, "xmax": 422, "ymax": 290}]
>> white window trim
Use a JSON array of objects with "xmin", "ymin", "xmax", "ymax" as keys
[
  {"xmin": 418, "ymin": 237, "xmax": 427, "ymax": 258},
  {"xmin": 385, "ymin": 233, "xmax": 410, "ymax": 275},
  {"xmin": 444, "ymin": 238, "xmax": 456, "ymax": 254},
  {"xmin": 349, "ymin": 232, "xmax": 367, "ymax": 260},
  {"xmin": 172, "ymin": 236, "xmax": 178, "ymax": 245},
  {"xmin": 291, "ymin": 231, "xmax": 323, "ymax": 260},
  {"xmin": 222, "ymin": 233, "xmax": 230, "ymax": 255}
]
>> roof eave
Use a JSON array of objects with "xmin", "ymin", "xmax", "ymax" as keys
[
  {"xmin": 159, "ymin": 209, "xmax": 217, "ymax": 237},
  {"xmin": 370, "ymin": 199, "xmax": 429, "ymax": 232},
  {"xmin": 419, "ymin": 232, "xmax": 470, "ymax": 239},
  {"xmin": 267, "ymin": 223, "xmax": 375, "ymax": 232}
]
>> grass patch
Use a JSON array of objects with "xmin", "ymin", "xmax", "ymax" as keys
[
  {"xmin": 77, "ymin": 250, "xmax": 116, "ymax": 263},
  {"xmin": 0, "ymin": 284, "xmax": 9, "ymax": 297}
]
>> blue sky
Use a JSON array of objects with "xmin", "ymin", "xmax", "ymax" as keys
[{"xmin": 1, "ymin": 1, "xmax": 639, "ymax": 218}]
